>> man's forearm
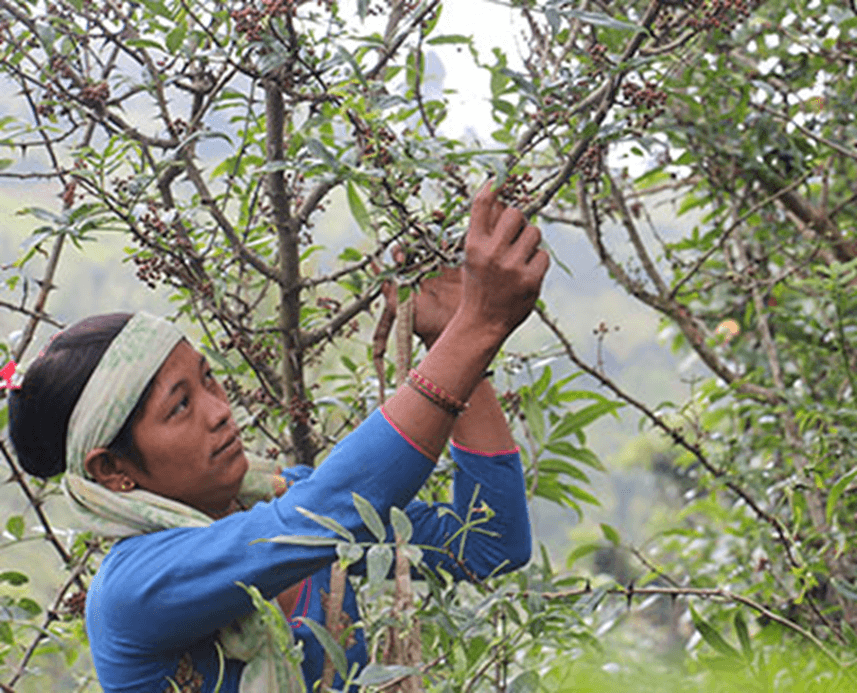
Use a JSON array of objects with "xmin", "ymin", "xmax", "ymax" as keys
[
  {"xmin": 451, "ymin": 378, "xmax": 516, "ymax": 454},
  {"xmin": 382, "ymin": 311, "xmax": 503, "ymax": 461}
]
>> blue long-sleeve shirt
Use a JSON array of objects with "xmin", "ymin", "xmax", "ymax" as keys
[{"xmin": 86, "ymin": 408, "xmax": 531, "ymax": 692}]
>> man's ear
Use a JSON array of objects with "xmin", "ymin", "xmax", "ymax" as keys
[{"xmin": 83, "ymin": 448, "xmax": 133, "ymax": 492}]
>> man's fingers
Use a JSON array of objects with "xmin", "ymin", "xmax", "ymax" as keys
[
  {"xmin": 511, "ymin": 224, "xmax": 543, "ymax": 264},
  {"xmin": 488, "ymin": 192, "xmax": 506, "ymax": 232},
  {"xmin": 494, "ymin": 207, "xmax": 528, "ymax": 246},
  {"xmin": 469, "ymin": 180, "xmax": 500, "ymax": 238},
  {"xmin": 528, "ymin": 248, "xmax": 551, "ymax": 282}
]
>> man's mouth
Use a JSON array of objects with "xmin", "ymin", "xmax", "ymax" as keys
[{"xmin": 212, "ymin": 433, "xmax": 239, "ymax": 458}]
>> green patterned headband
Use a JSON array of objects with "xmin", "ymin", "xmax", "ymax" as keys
[{"xmin": 65, "ymin": 312, "xmax": 185, "ymax": 480}]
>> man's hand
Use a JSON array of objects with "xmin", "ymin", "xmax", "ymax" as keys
[
  {"xmin": 382, "ymin": 183, "xmax": 548, "ymax": 350},
  {"xmin": 380, "ymin": 252, "xmax": 463, "ymax": 350},
  {"xmin": 459, "ymin": 181, "xmax": 550, "ymax": 339}
]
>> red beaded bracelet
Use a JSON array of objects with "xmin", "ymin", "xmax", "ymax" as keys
[{"xmin": 406, "ymin": 369, "xmax": 470, "ymax": 416}]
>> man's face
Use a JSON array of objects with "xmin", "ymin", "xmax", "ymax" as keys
[{"xmin": 131, "ymin": 340, "xmax": 249, "ymax": 517}]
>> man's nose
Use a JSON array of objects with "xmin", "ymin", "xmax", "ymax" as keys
[{"xmin": 203, "ymin": 388, "xmax": 231, "ymax": 428}]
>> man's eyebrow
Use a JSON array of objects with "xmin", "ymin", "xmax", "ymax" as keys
[{"xmin": 164, "ymin": 355, "xmax": 208, "ymax": 402}]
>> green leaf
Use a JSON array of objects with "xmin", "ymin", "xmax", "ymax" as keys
[
  {"xmin": 690, "ymin": 605, "xmax": 741, "ymax": 659},
  {"xmin": 734, "ymin": 611, "xmax": 752, "ymax": 661},
  {"xmin": 825, "ymin": 467, "xmax": 857, "ymax": 525},
  {"xmin": 521, "ymin": 393, "xmax": 545, "ymax": 446},
  {"xmin": 552, "ymin": 402, "xmax": 624, "ymax": 441},
  {"xmin": 201, "ymin": 346, "xmax": 232, "ymax": 371},
  {"xmin": 390, "ymin": 506, "xmax": 413, "ymax": 544},
  {"xmin": 543, "ymin": 441, "xmax": 604, "ymax": 471},
  {"xmin": 354, "ymin": 664, "xmax": 421, "ymax": 686},
  {"xmin": 508, "ymin": 670, "xmax": 540, "ymax": 693},
  {"xmin": 400, "ymin": 544, "xmax": 422, "ymax": 565},
  {"xmin": 352, "ymin": 493, "xmax": 386, "ymax": 542},
  {"xmin": 564, "ymin": 485, "xmax": 600, "ymax": 506},
  {"xmin": 139, "ymin": 0, "xmax": 173, "ymax": 18},
  {"xmin": 537, "ymin": 458, "xmax": 589, "ymax": 483},
  {"xmin": 566, "ymin": 542, "xmax": 601, "ymax": 567},
  {"xmin": 336, "ymin": 46, "xmax": 367, "ymax": 88},
  {"xmin": 339, "ymin": 247, "xmax": 362, "ymax": 262},
  {"xmin": 295, "ymin": 507, "xmax": 355, "ymax": 542},
  {"xmin": 366, "ymin": 544, "xmax": 393, "ymax": 589},
  {"xmin": 426, "ymin": 35, "xmax": 472, "ymax": 45},
  {"xmin": 0, "ymin": 622, "xmax": 12, "ymax": 645},
  {"xmin": 125, "ymin": 37, "xmax": 166, "ymax": 51},
  {"xmin": 336, "ymin": 541, "xmax": 364, "ymax": 568},
  {"xmin": 600, "ymin": 523, "xmax": 621, "ymax": 546},
  {"xmin": 831, "ymin": 577, "xmax": 857, "ymax": 602},
  {"xmin": 0, "ymin": 572, "xmax": 28, "ymax": 586},
  {"xmin": 545, "ymin": 5, "xmax": 560, "ymax": 36},
  {"xmin": 6, "ymin": 516, "xmax": 24, "ymax": 541},
  {"xmin": 165, "ymin": 24, "xmax": 187, "ymax": 53},
  {"xmin": 305, "ymin": 138, "xmax": 338, "ymax": 168},
  {"xmin": 253, "ymin": 535, "xmax": 339, "ymax": 547},
  {"xmin": 562, "ymin": 9, "xmax": 645, "ymax": 33},
  {"xmin": 346, "ymin": 181, "xmax": 372, "ymax": 235},
  {"xmin": 297, "ymin": 616, "xmax": 348, "ymax": 678},
  {"xmin": 532, "ymin": 366, "xmax": 552, "ymax": 398},
  {"xmin": 17, "ymin": 597, "xmax": 41, "ymax": 618}
]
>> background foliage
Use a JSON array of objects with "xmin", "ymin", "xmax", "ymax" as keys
[{"xmin": 2, "ymin": 0, "xmax": 857, "ymax": 690}]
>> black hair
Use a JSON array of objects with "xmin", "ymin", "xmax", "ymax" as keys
[{"xmin": 8, "ymin": 313, "xmax": 155, "ymax": 479}]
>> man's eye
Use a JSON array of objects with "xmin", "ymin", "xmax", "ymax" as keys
[{"xmin": 171, "ymin": 396, "xmax": 189, "ymax": 417}]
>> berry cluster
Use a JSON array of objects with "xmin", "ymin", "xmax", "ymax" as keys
[
  {"xmin": 430, "ymin": 209, "xmax": 447, "ymax": 224},
  {"xmin": 219, "ymin": 333, "xmax": 278, "ymax": 363},
  {"xmin": 79, "ymin": 81, "xmax": 109, "ymax": 110},
  {"xmin": 232, "ymin": 6, "xmax": 267, "ymax": 42},
  {"xmin": 499, "ymin": 389, "xmax": 522, "ymax": 417},
  {"xmin": 61, "ymin": 181, "xmax": 77, "ymax": 208},
  {"xmin": 587, "ymin": 42, "xmax": 610, "ymax": 69},
  {"xmin": 63, "ymin": 590, "xmax": 87, "ymax": 618},
  {"xmin": 362, "ymin": 127, "xmax": 396, "ymax": 168},
  {"xmin": 622, "ymin": 81, "xmax": 667, "ymax": 129},
  {"xmin": 363, "ymin": 0, "xmax": 419, "ymax": 17},
  {"xmin": 497, "ymin": 172, "xmax": 536, "ymax": 208},
  {"xmin": 130, "ymin": 202, "xmax": 195, "ymax": 289},
  {"xmin": 578, "ymin": 144, "xmax": 604, "ymax": 182},
  {"xmin": 132, "ymin": 252, "xmax": 169, "ymax": 290},
  {"xmin": 316, "ymin": 296, "xmax": 341, "ymax": 313},
  {"xmin": 249, "ymin": 386, "xmax": 279, "ymax": 408},
  {"xmin": 622, "ymin": 81, "xmax": 666, "ymax": 110},
  {"xmin": 35, "ymin": 84, "xmax": 57, "ymax": 117},
  {"xmin": 50, "ymin": 55, "xmax": 75, "ymax": 81},
  {"xmin": 288, "ymin": 393, "xmax": 315, "ymax": 426},
  {"xmin": 687, "ymin": 0, "xmax": 753, "ymax": 33},
  {"xmin": 170, "ymin": 117, "xmax": 190, "ymax": 138},
  {"xmin": 592, "ymin": 320, "xmax": 620, "ymax": 337},
  {"xmin": 231, "ymin": 0, "xmax": 297, "ymax": 42}
]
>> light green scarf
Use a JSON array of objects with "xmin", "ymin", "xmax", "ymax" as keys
[{"xmin": 61, "ymin": 312, "xmax": 305, "ymax": 693}]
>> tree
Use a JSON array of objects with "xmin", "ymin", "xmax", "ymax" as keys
[{"xmin": 1, "ymin": 0, "xmax": 857, "ymax": 690}]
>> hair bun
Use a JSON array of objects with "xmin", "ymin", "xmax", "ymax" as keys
[
  {"xmin": 9, "ymin": 388, "xmax": 67, "ymax": 478},
  {"xmin": 8, "ymin": 313, "xmax": 134, "ymax": 480}
]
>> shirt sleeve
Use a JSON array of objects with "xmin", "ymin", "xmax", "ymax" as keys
[
  {"xmin": 349, "ymin": 440, "xmax": 532, "ymax": 582},
  {"xmin": 86, "ymin": 408, "xmax": 435, "ymax": 655}
]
